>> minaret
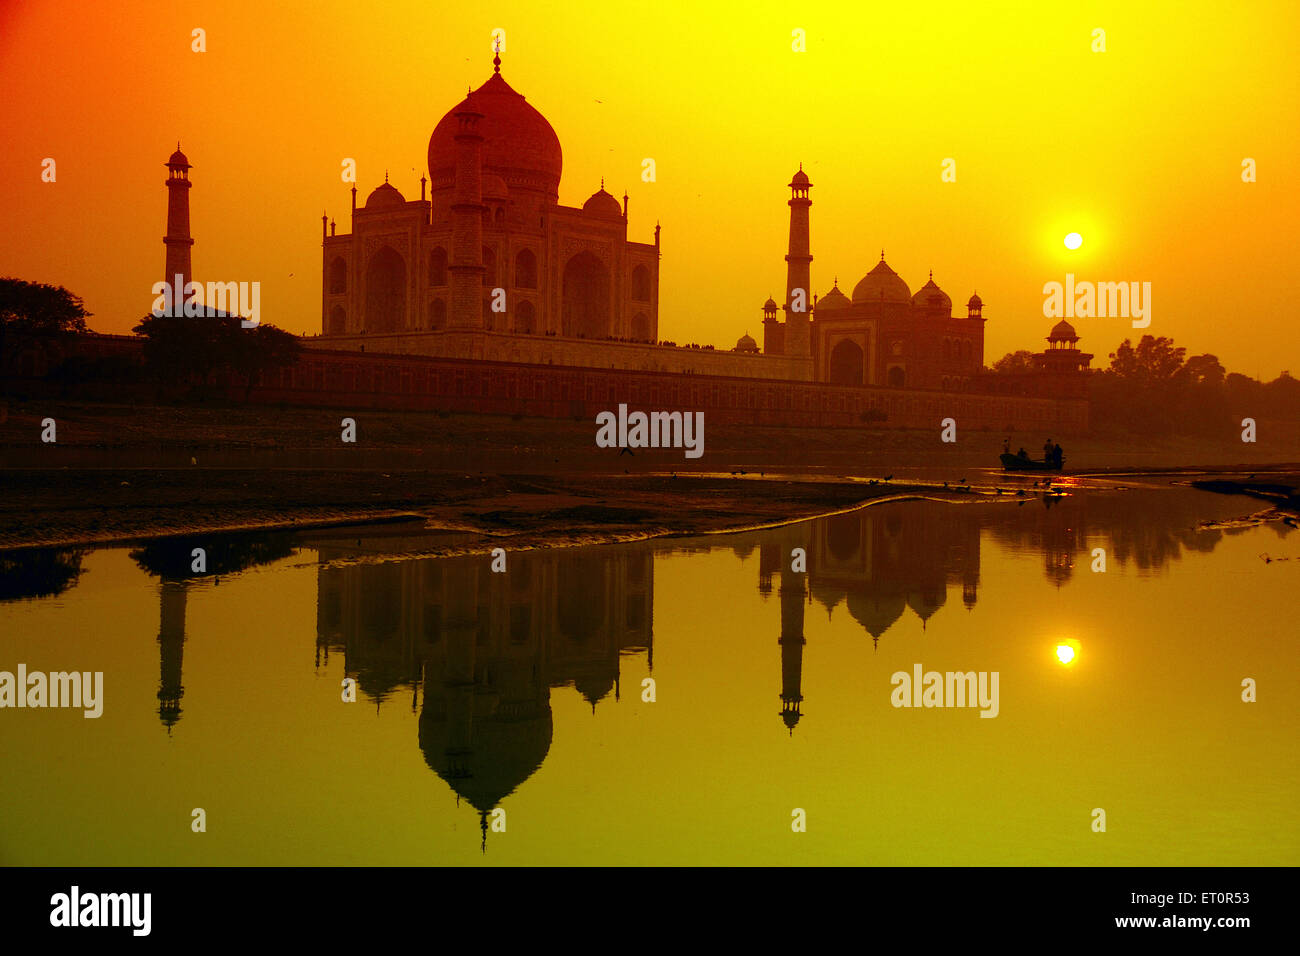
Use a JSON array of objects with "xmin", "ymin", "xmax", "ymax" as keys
[
  {"xmin": 778, "ymin": 569, "xmax": 807, "ymax": 734},
  {"xmin": 163, "ymin": 144, "xmax": 194, "ymax": 295},
  {"xmin": 783, "ymin": 165, "xmax": 812, "ymax": 358},
  {"xmin": 761, "ymin": 297, "xmax": 783, "ymax": 355},
  {"xmin": 447, "ymin": 85, "xmax": 487, "ymax": 329}
]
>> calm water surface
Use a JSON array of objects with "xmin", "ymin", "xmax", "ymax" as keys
[{"xmin": 2, "ymin": 483, "xmax": 1296, "ymax": 865}]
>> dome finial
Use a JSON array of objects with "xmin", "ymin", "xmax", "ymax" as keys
[
  {"xmin": 929, "ymin": 268, "xmax": 933, "ymax": 279},
  {"xmin": 384, "ymin": 169, "xmax": 388, "ymax": 183},
  {"xmin": 600, "ymin": 176, "xmax": 604, "ymax": 189},
  {"xmin": 493, "ymin": 34, "xmax": 502, "ymax": 73},
  {"xmin": 881, "ymin": 248, "xmax": 885, "ymax": 261}
]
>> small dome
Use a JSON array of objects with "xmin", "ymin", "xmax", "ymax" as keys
[
  {"xmin": 482, "ymin": 173, "xmax": 509, "ymax": 199},
  {"xmin": 763, "ymin": 297, "xmax": 779, "ymax": 311},
  {"xmin": 852, "ymin": 257, "xmax": 911, "ymax": 305},
  {"xmin": 582, "ymin": 187, "xmax": 623, "ymax": 219},
  {"xmin": 790, "ymin": 167, "xmax": 810, "ymax": 186},
  {"xmin": 817, "ymin": 283, "xmax": 850, "ymax": 311},
  {"xmin": 967, "ymin": 292, "xmax": 983, "ymax": 309},
  {"xmin": 735, "ymin": 332, "xmax": 759, "ymax": 353},
  {"xmin": 365, "ymin": 182, "xmax": 406, "ymax": 208},
  {"xmin": 912, "ymin": 275, "xmax": 952, "ymax": 314},
  {"xmin": 167, "ymin": 147, "xmax": 190, "ymax": 167},
  {"xmin": 1049, "ymin": 319, "xmax": 1079, "ymax": 341}
]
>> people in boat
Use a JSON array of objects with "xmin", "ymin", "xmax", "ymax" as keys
[
  {"xmin": 1002, "ymin": 437, "xmax": 1011, "ymax": 454},
  {"xmin": 1050, "ymin": 442, "xmax": 1064, "ymax": 467},
  {"xmin": 1043, "ymin": 438, "xmax": 1054, "ymax": 461},
  {"xmin": 1017, "ymin": 447, "xmax": 1029, "ymax": 459}
]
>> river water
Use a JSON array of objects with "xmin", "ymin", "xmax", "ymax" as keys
[{"xmin": 2, "ymin": 481, "xmax": 1296, "ymax": 865}]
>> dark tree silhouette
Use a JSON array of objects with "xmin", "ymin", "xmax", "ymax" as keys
[
  {"xmin": 133, "ymin": 312, "xmax": 301, "ymax": 397},
  {"xmin": 990, "ymin": 350, "xmax": 1037, "ymax": 373},
  {"xmin": 0, "ymin": 278, "xmax": 91, "ymax": 392},
  {"xmin": 0, "ymin": 548, "xmax": 87, "ymax": 602}
]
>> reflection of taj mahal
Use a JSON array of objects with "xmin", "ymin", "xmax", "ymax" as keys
[{"xmin": 313, "ymin": 537, "xmax": 653, "ymax": 846}]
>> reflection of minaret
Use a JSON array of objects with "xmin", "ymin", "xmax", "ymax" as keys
[
  {"xmin": 157, "ymin": 580, "xmax": 188, "ymax": 730},
  {"xmin": 777, "ymin": 571, "xmax": 807, "ymax": 734},
  {"xmin": 163, "ymin": 145, "xmax": 193, "ymax": 291}
]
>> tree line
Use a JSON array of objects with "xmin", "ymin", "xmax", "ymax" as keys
[
  {"xmin": 1, "ymin": 277, "xmax": 300, "ymax": 399},
  {"xmin": 992, "ymin": 335, "xmax": 1299, "ymax": 434}
]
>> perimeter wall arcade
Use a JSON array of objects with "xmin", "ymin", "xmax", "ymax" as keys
[{"xmin": 3, "ymin": 333, "xmax": 1088, "ymax": 432}]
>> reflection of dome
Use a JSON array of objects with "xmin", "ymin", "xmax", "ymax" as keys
[
  {"xmin": 1049, "ymin": 319, "xmax": 1079, "ymax": 341},
  {"xmin": 912, "ymin": 276, "xmax": 952, "ymax": 314},
  {"xmin": 847, "ymin": 591, "xmax": 906, "ymax": 639},
  {"xmin": 817, "ymin": 282, "xmax": 850, "ymax": 311},
  {"xmin": 582, "ymin": 187, "xmax": 623, "ymax": 219},
  {"xmin": 419, "ymin": 698, "xmax": 553, "ymax": 814},
  {"xmin": 735, "ymin": 332, "xmax": 759, "ymax": 353},
  {"xmin": 428, "ymin": 69, "xmax": 563, "ymax": 199},
  {"xmin": 907, "ymin": 586, "xmax": 946, "ymax": 624},
  {"xmin": 575, "ymin": 672, "xmax": 616, "ymax": 708},
  {"xmin": 852, "ymin": 258, "xmax": 911, "ymax": 304},
  {"xmin": 365, "ymin": 182, "xmax": 405, "ymax": 208}
]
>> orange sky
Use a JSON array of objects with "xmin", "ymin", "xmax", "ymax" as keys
[{"xmin": 3, "ymin": 0, "xmax": 1298, "ymax": 376}]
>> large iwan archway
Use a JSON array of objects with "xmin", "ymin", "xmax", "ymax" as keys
[
  {"xmin": 365, "ymin": 246, "xmax": 406, "ymax": 333},
  {"xmin": 829, "ymin": 339, "xmax": 865, "ymax": 385},
  {"xmin": 562, "ymin": 251, "xmax": 610, "ymax": 339}
]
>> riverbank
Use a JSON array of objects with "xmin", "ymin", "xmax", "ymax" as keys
[
  {"xmin": 3, "ymin": 399, "xmax": 1298, "ymax": 472},
  {"xmin": 5, "ymin": 400, "xmax": 1298, "ymax": 553},
  {"xmin": 0, "ymin": 469, "xmax": 958, "ymax": 552}
]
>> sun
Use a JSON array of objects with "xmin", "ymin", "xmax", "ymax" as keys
[
  {"xmin": 1063, "ymin": 232, "xmax": 1083, "ymax": 250},
  {"xmin": 1054, "ymin": 639, "xmax": 1082, "ymax": 666}
]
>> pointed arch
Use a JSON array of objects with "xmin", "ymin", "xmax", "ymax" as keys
[{"xmin": 365, "ymin": 246, "xmax": 406, "ymax": 333}]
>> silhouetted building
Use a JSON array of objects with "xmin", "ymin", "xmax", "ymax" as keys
[
  {"xmin": 1036, "ymin": 320, "xmax": 1094, "ymax": 374},
  {"xmin": 319, "ymin": 51, "xmax": 660, "ymax": 348}
]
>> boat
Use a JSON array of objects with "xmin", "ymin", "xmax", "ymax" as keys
[{"xmin": 1000, "ymin": 452, "xmax": 1064, "ymax": 472}]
